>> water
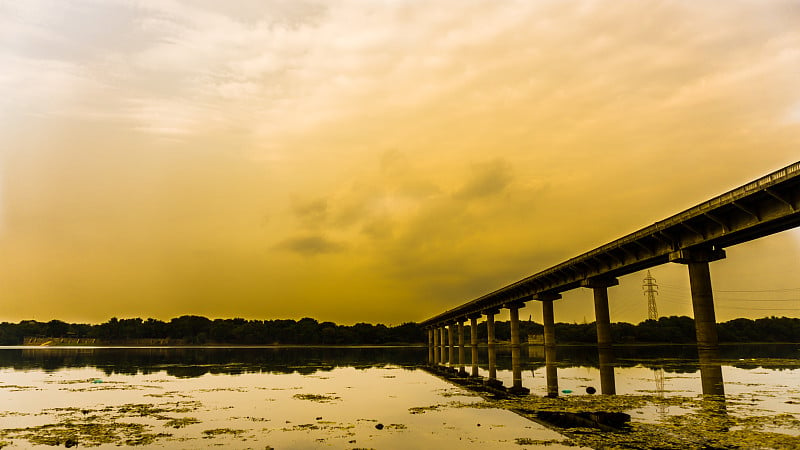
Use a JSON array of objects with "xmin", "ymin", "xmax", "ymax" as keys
[{"xmin": 0, "ymin": 345, "xmax": 798, "ymax": 448}]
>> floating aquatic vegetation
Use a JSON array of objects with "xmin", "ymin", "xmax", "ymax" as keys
[
  {"xmin": 202, "ymin": 428, "xmax": 245, "ymax": 437},
  {"xmin": 283, "ymin": 423, "xmax": 319, "ymax": 431},
  {"xmin": 60, "ymin": 383, "xmax": 153, "ymax": 392},
  {"xmin": 198, "ymin": 387, "xmax": 247, "ymax": 392},
  {"xmin": 114, "ymin": 401, "xmax": 202, "ymax": 416},
  {"xmin": 0, "ymin": 384, "xmax": 38, "ymax": 391},
  {"xmin": 292, "ymin": 393, "xmax": 341, "ymax": 402},
  {"xmin": 408, "ymin": 404, "xmax": 444, "ymax": 414},
  {"xmin": 514, "ymin": 437, "xmax": 570, "ymax": 446},
  {"xmin": 232, "ymin": 416, "xmax": 272, "ymax": 422},
  {"xmin": 144, "ymin": 391, "xmax": 193, "ymax": 399},
  {"xmin": 0, "ymin": 421, "xmax": 172, "ymax": 447},
  {"xmin": 437, "ymin": 387, "xmax": 478, "ymax": 398},
  {"xmin": 457, "ymin": 390, "xmax": 800, "ymax": 449},
  {"xmin": 162, "ymin": 417, "xmax": 201, "ymax": 428}
]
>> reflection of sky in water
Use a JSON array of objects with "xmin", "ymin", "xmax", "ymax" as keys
[
  {"xmin": 0, "ymin": 362, "xmax": 575, "ymax": 449},
  {"xmin": 1, "ymin": 345, "xmax": 799, "ymax": 447}
]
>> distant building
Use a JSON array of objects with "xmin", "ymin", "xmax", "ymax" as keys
[{"xmin": 527, "ymin": 334, "xmax": 544, "ymax": 345}]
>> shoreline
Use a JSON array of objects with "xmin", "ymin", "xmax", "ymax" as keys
[{"xmin": 3, "ymin": 341, "xmax": 798, "ymax": 349}]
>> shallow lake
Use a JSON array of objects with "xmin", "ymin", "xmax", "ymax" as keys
[{"xmin": 0, "ymin": 344, "xmax": 798, "ymax": 449}]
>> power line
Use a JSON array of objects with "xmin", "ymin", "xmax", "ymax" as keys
[
  {"xmin": 714, "ymin": 297, "xmax": 799, "ymax": 302},
  {"xmin": 659, "ymin": 283, "xmax": 800, "ymax": 294},
  {"xmin": 715, "ymin": 288, "xmax": 800, "ymax": 293},
  {"xmin": 717, "ymin": 305, "xmax": 800, "ymax": 310}
]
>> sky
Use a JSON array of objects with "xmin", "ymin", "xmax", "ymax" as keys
[{"xmin": 1, "ymin": 0, "xmax": 799, "ymax": 326}]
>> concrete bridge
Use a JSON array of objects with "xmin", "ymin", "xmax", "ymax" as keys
[{"xmin": 420, "ymin": 161, "xmax": 800, "ymax": 395}]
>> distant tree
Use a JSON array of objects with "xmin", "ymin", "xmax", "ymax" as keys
[
  {"xmin": 46, "ymin": 320, "xmax": 69, "ymax": 337},
  {"xmin": 4, "ymin": 314, "xmax": 797, "ymax": 346}
]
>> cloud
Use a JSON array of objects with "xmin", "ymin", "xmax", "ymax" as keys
[
  {"xmin": 275, "ymin": 233, "xmax": 345, "ymax": 256},
  {"xmin": 291, "ymin": 197, "xmax": 329, "ymax": 227},
  {"xmin": 454, "ymin": 159, "xmax": 513, "ymax": 200},
  {"xmin": 2, "ymin": 0, "xmax": 799, "ymax": 324}
]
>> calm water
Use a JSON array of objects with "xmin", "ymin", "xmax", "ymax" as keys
[{"xmin": 0, "ymin": 345, "xmax": 798, "ymax": 449}]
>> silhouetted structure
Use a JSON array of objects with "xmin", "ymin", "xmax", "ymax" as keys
[{"xmin": 642, "ymin": 270, "xmax": 659, "ymax": 321}]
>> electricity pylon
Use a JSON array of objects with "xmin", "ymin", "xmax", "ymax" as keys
[{"xmin": 643, "ymin": 270, "xmax": 659, "ymax": 321}]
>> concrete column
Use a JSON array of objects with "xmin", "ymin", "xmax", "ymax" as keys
[
  {"xmin": 457, "ymin": 320, "xmax": 466, "ymax": 374},
  {"xmin": 594, "ymin": 287, "xmax": 613, "ymax": 347},
  {"xmin": 539, "ymin": 293, "xmax": 561, "ymax": 396},
  {"xmin": 447, "ymin": 324, "xmax": 455, "ymax": 365},
  {"xmin": 598, "ymin": 346, "xmax": 617, "ymax": 395},
  {"xmin": 508, "ymin": 302, "xmax": 527, "ymax": 394},
  {"xmin": 670, "ymin": 248, "xmax": 725, "ymax": 349},
  {"xmin": 688, "ymin": 261, "xmax": 719, "ymax": 349},
  {"xmin": 698, "ymin": 347, "xmax": 725, "ymax": 397},
  {"xmin": 541, "ymin": 298, "xmax": 556, "ymax": 348},
  {"xmin": 439, "ymin": 327, "xmax": 446, "ymax": 364},
  {"xmin": 469, "ymin": 315, "xmax": 479, "ymax": 377},
  {"xmin": 427, "ymin": 329, "xmax": 434, "ymax": 364},
  {"xmin": 485, "ymin": 309, "xmax": 498, "ymax": 381},
  {"xmin": 545, "ymin": 345, "xmax": 558, "ymax": 397},
  {"xmin": 433, "ymin": 326, "xmax": 440, "ymax": 364},
  {"xmin": 581, "ymin": 277, "xmax": 618, "ymax": 348}
]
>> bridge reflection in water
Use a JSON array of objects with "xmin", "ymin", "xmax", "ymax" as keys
[
  {"xmin": 424, "ymin": 342, "xmax": 734, "ymax": 435},
  {"xmin": 429, "ymin": 343, "xmax": 726, "ymax": 396}
]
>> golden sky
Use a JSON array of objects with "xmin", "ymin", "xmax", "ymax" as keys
[{"xmin": 1, "ymin": 0, "xmax": 799, "ymax": 325}]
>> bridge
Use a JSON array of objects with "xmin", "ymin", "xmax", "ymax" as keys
[{"xmin": 420, "ymin": 161, "xmax": 800, "ymax": 395}]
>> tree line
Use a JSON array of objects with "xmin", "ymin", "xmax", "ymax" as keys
[
  {"xmin": 0, "ymin": 315, "xmax": 797, "ymax": 345},
  {"xmin": 482, "ymin": 315, "xmax": 800, "ymax": 344},
  {"xmin": 0, "ymin": 316, "xmax": 425, "ymax": 345}
]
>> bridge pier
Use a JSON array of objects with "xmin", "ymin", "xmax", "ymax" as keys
[
  {"xmin": 427, "ymin": 329, "xmax": 434, "ymax": 364},
  {"xmin": 670, "ymin": 248, "xmax": 726, "ymax": 349},
  {"xmin": 581, "ymin": 277, "xmax": 618, "ymax": 395},
  {"xmin": 581, "ymin": 277, "xmax": 618, "ymax": 348},
  {"xmin": 469, "ymin": 314, "xmax": 480, "ymax": 377},
  {"xmin": 448, "ymin": 323, "xmax": 455, "ymax": 366},
  {"xmin": 545, "ymin": 345, "xmax": 558, "ymax": 397},
  {"xmin": 457, "ymin": 319, "xmax": 466, "ymax": 374},
  {"xmin": 598, "ymin": 346, "xmax": 617, "ymax": 395},
  {"xmin": 507, "ymin": 302, "xmax": 528, "ymax": 394},
  {"xmin": 439, "ymin": 327, "xmax": 446, "ymax": 364},
  {"xmin": 433, "ymin": 327, "xmax": 440, "ymax": 364},
  {"xmin": 539, "ymin": 293, "xmax": 561, "ymax": 348},
  {"xmin": 485, "ymin": 308, "xmax": 499, "ymax": 382},
  {"xmin": 698, "ymin": 347, "xmax": 725, "ymax": 397}
]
